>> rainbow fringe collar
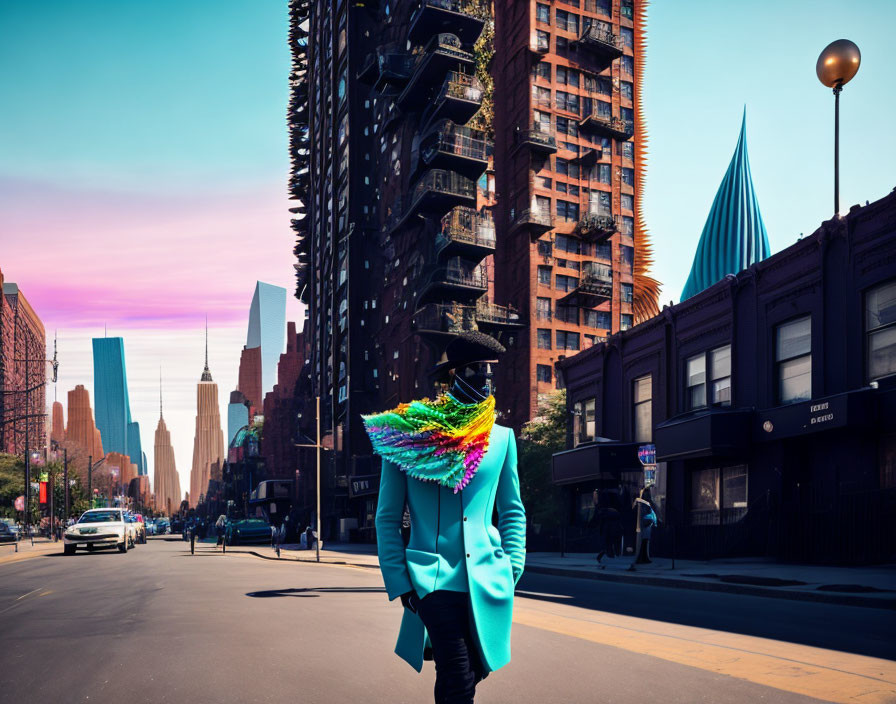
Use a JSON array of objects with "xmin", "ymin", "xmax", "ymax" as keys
[{"xmin": 362, "ymin": 393, "xmax": 496, "ymax": 493}]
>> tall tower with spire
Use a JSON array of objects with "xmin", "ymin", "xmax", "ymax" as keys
[
  {"xmin": 154, "ymin": 370, "xmax": 182, "ymax": 515},
  {"xmin": 682, "ymin": 111, "xmax": 771, "ymax": 301},
  {"xmin": 189, "ymin": 322, "xmax": 225, "ymax": 507}
]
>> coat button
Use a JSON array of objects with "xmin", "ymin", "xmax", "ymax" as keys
[
  {"xmin": 494, "ymin": 548, "xmax": 504, "ymax": 558},
  {"xmin": 463, "ymin": 516, "xmax": 467, "ymax": 521},
  {"xmin": 466, "ymin": 553, "xmax": 470, "ymax": 558}
]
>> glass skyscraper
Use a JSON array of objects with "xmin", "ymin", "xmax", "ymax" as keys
[
  {"xmin": 246, "ymin": 281, "xmax": 287, "ymax": 400},
  {"xmin": 92, "ymin": 337, "xmax": 145, "ymax": 475}
]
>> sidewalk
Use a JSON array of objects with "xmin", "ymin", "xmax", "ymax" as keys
[
  {"xmin": 231, "ymin": 541, "xmax": 895, "ymax": 609},
  {"xmin": 0, "ymin": 538, "xmax": 63, "ymax": 566}
]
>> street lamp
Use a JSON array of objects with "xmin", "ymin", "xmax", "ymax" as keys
[
  {"xmin": 295, "ymin": 395, "xmax": 322, "ymax": 563},
  {"xmin": 87, "ymin": 455, "xmax": 107, "ymax": 507},
  {"xmin": 816, "ymin": 39, "xmax": 861, "ymax": 215}
]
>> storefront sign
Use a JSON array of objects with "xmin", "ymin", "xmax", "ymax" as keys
[
  {"xmin": 756, "ymin": 389, "xmax": 871, "ymax": 442},
  {"xmin": 349, "ymin": 474, "xmax": 380, "ymax": 498},
  {"xmin": 638, "ymin": 444, "xmax": 656, "ymax": 466}
]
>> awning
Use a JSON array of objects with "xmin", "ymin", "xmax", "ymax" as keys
[
  {"xmin": 755, "ymin": 388, "xmax": 874, "ymax": 442},
  {"xmin": 552, "ymin": 441, "xmax": 640, "ymax": 486},
  {"xmin": 654, "ymin": 408, "xmax": 753, "ymax": 462}
]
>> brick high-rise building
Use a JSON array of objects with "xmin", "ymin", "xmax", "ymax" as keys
[
  {"xmin": 492, "ymin": 0, "xmax": 658, "ymax": 429},
  {"xmin": 289, "ymin": 0, "xmax": 521, "ymax": 535},
  {"xmin": 0, "ymin": 268, "xmax": 46, "ymax": 455},
  {"xmin": 189, "ymin": 337, "xmax": 225, "ymax": 508}
]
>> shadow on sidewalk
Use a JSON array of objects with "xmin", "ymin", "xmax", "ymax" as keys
[
  {"xmin": 246, "ymin": 586, "xmax": 386, "ymax": 598},
  {"xmin": 515, "ymin": 573, "xmax": 896, "ymax": 661}
]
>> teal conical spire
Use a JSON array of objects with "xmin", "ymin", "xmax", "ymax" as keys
[{"xmin": 681, "ymin": 110, "xmax": 770, "ymax": 301}]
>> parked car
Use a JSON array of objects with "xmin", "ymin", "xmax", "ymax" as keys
[
  {"xmin": 0, "ymin": 522, "xmax": 16, "ymax": 544},
  {"xmin": 170, "ymin": 518, "xmax": 183, "ymax": 534},
  {"xmin": 0, "ymin": 518, "xmax": 19, "ymax": 540},
  {"xmin": 225, "ymin": 518, "xmax": 271, "ymax": 545},
  {"xmin": 156, "ymin": 519, "xmax": 170, "ymax": 535},
  {"xmin": 63, "ymin": 509, "xmax": 133, "ymax": 554},
  {"xmin": 125, "ymin": 514, "xmax": 145, "ymax": 545}
]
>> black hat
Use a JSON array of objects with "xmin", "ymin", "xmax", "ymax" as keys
[{"xmin": 429, "ymin": 331, "xmax": 506, "ymax": 379}]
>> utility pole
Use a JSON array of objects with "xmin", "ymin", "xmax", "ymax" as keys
[
  {"xmin": 63, "ymin": 448, "xmax": 69, "ymax": 523},
  {"xmin": 88, "ymin": 454, "xmax": 92, "ymax": 506},
  {"xmin": 294, "ymin": 395, "xmax": 323, "ymax": 563}
]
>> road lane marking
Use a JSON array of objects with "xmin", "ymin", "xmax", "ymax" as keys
[
  {"xmin": 0, "ymin": 586, "xmax": 45, "ymax": 615},
  {"xmin": 513, "ymin": 602, "xmax": 896, "ymax": 704},
  {"xmin": 16, "ymin": 587, "xmax": 42, "ymax": 600}
]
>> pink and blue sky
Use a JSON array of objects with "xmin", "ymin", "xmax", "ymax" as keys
[{"xmin": 1, "ymin": 0, "xmax": 893, "ymax": 498}]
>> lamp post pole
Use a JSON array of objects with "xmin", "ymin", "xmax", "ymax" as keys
[
  {"xmin": 816, "ymin": 39, "xmax": 861, "ymax": 216},
  {"xmin": 294, "ymin": 395, "xmax": 322, "ymax": 563},
  {"xmin": 64, "ymin": 448, "xmax": 69, "ymax": 523}
]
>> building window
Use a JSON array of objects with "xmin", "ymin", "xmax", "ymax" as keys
[
  {"xmin": 620, "ymin": 27, "xmax": 634, "ymax": 47},
  {"xmin": 686, "ymin": 353, "xmax": 706, "ymax": 409},
  {"xmin": 537, "ymin": 265, "xmax": 552, "ymax": 286},
  {"xmin": 537, "ymin": 240, "xmax": 552, "ymax": 257},
  {"xmin": 556, "ymin": 200, "xmax": 579, "ymax": 222},
  {"xmin": 536, "ymin": 30, "xmax": 550, "ymax": 52},
  {"xmin": 557, "ymin": 330, "xmax": 580, "ymax": 351},
  {"xmin": 555, "ymin": 9, "xmax": 579, "ymax": 34},
  {"xmin": 621, "ymin": 167, "xmax": 635, "ymax": 187},
  {"xmin": 556, "ymin": 182, "xmax": 567, "ymax": 194},
  {"xmin": 621, "ymin": 194, "xmax": 634, "ymax": 211},
  {"xmin": 596, "ymin": 164, "xmax": 611, "ymax": 185},
  {"xmin": 690, "ymin": 465, "xmax": 748, "ymax": 526},
  {"xmin": 583, "ymin": 309, "xmax": 600, "ymax": 328},
  {"xmin": 621, "ymin": 216, "xmax": 634, "ymax": 235},
  {"xmin": 534, "ymin": 109, "xmax": 551, "ymax": 132},
  {"xmin": 535, "ymin": 61, "xmax": 551, "ymax": 80},
  {"xmin": 555, "ymin": 90, "xmax": 579, "ymax": 113},
  {"xmin": 620, "ymin": 314, "xmax": 633, "ymax": 330},
  {"xmin": 621, "ymin": 0, "xmax": 634, "ymax": 19},
  {"xmin": 622, "ymin": 55, "xmax": 634, "ymax": 75},
  {"xmin": 621, "ymin": 141, "xmax": 635, "ymax": 160},
  {"xmin": 597, "ymin": 310, "xmax": 611, "ymax": 329},
  {"xmin": 536, "ymin": 364, "xmax": 552, "ymax": 383},
  {"xmin": 556, "ymin": 116, "xmax": 578, "ymax": 137},
  {"xmin": 776, "ymin": 316, "xmax": 811, "ymax": 404},
  {"xmin": 556, "ymin": 66, "xmax": 579, "ymax": 88},
  {"xmin": 536, "ymin": 297, "xmax": 552, "ymax": 321},
  {"xmin": 555, "ymin": 274, "xmax": 578, "ymax": 292},
  {"xmin": 538, "ymin": 176, "xmax": 552, "ymax": 190},
  {"xmin": 620, "ymin": 283, "xmax": 633, "ymax": 303},
  {"xmin": 866, "ymin": 280, "xmax": 896, "ymax": 382},
  {"xmin": 711, "ymin": 345, "xmax": 732, "ymax": 405},
  {"xmin": 633, "ymin": 374, "xmax": 651, "ymax": 443},
  {"xmin": 533, "ymin": 84, "xmax": 551, "ymax": 108},
  {"xmin": 536, "ymin": 2, "xmax": 550, "ymax": 23},
  {"xmin": 537, "ymin": 328, "xmax": 552, "ymax": 349},
  {"xmin": 620, "ymin": 81, "xmax": 633, "ymax": 100},
  {"xmin": 574, "ymin": 397, "xmax": 596, "ymax": 444},
  {"xmin": 556, "ymin": 304, "xmax": 578, "ymax": 324}
]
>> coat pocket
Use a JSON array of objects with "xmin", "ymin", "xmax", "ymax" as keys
[{"xmin": 405, "ymin": 549, "xmax": 440, "ymax": 595}]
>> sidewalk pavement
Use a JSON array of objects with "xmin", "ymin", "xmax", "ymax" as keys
[
  {"xmin": 225, "ymin": 540, "xmax": 895, "ymax": 609},
  {"xmin": 0, "ymin": 538, "xmax": 63, "ymax": 566}
]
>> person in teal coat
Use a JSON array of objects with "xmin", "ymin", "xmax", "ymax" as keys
[{"xmin": 364, "ymin": 339, "xmax": 526, "ymax": 704}]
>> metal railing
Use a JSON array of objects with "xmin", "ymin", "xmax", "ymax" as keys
[
  {"xmin": 417, "ymin": 32, "xmax": 473, "ymax": 64},
  {"xmin": 512, "ymin": 207, "xmax": 553, "ymax": 230},
  {"xmin": 518, "ymin": 127, "xmax": 557, "ymax": 150},
  {"xmin": 422, "ymin": 120, "xmax": 489, "ymax": 162},
  {"xmin": 439, "ymin": 71, "xmax": 484, "ymax": 103},
  {"xmin": 439, "ymin": 207, "xmax": 495, "ymax": 248},
  {"xmin": 411, "ymin": 170, "xmax": 476, "ymax": 204},
  {"xmin": 576, "ymin": 24, "xmax": 623, "ymax": 51},
  {"xmin": 436, "ymin": 261, "xmax": 489, "ymax": 289},
  {"xmin": 579, "ymin": 112, "xmax": 634, "ymax": 136},
  {"xmin": 576, "ymin": 214, "xmax": 618, "ymax": 238},
  {"xmin": 413, "ymin": 303, "xmax": 478, "ymax": 333},
  {"xmin": 475, "ymin": 301, "xmax": 522, "ymax": 325}
]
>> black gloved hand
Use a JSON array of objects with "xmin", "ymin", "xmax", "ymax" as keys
[{"xmin": 400, "ymin": 590, "xmax": 417, "ymax": 613}]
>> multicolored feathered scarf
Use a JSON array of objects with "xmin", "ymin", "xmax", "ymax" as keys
[{"xmin": 362, "ymin": 393, "xmax": 496, "ymax": 493}]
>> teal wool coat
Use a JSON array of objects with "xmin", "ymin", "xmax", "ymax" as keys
[{"xmin": 375, "ymin": 423, "xmax": 526, "ymax": 673}]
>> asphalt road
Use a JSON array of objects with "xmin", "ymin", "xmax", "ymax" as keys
[{"xmin": 0, "ymin": 538, "xmax": 893, "ymax": 704}]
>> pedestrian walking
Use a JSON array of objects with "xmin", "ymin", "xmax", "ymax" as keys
[
  {"xmin": 633, "ymin": 487, "xmax": 657, "ymax": 565},
  {"xmin": 304, "ymin": 525, "xmax": 315, "ymax": 551},
  {"xmin": 363, "ymin": 355, "xmax": 526, "ymax": 704},
  {"xmin": 215, "ymin": 514, "xmax": 226, "ymax": 546}
]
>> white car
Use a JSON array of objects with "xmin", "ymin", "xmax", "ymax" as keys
[{"xmin": 64, "ymin": 509, "xmax": 134, "ymax": 554}]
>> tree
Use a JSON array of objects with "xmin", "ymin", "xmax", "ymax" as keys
[{"xmin": 517, "ymin": 390, "xmax": 567, "ymax": 535}]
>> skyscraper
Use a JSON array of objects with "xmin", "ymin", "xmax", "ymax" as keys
[
  {"xmin": 681, "ymin": 112, "xmax": 770, "ymax": 301},
  {"xmin": 246, "ymin": 281, "xmax": 287, "ymax": 400},
  {"xmin": 153, "ymin": 381, "xmax": 181, "ymax": 515},
  {"xmin": 189, "ymin": 333, "xmax": 225, "ymax": 507},
  {"xmin": 92, "ymin": 337, "xmax": 145, "ymax": 474},
  {"xmin": 64, "ymin": 384, "xmax": 104, "ymax": 483},
  {"xmin": 288, "ymin": 0, "xmax": 516, "ymax": 532},
  {"xmin": 491, "ymin": 0, "xmax": 658, "ymax": 430}
]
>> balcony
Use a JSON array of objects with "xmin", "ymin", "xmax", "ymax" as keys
[
  {"xmin": 396, "ymin": 170, "xmax": 477, "ymax": 228},
  {"xmin": 408, "ymin": 0, "xmax": 487, "ymax": 46},
  {"xmin": 572, "ymin": 21, "xmax": 624, "ymax": 72},
  {"xmin": 418, "ymin": 261, "xmax": 489, "ymax": 305},
  {"xmin": 475, "ymin": 302, "xmax": 525, "ymax": 331},
  {"xmin": 512, "ymin": 127, "xmax": 557, "ymax": 156},
  {"xmin": 359, "ymin": 46, "xmax": 414, "ymax": 94},
  {"xmin": 575, "ymin": 214, "xmax": 617, "ymax": 243},
  {"xmin": 421, "ymin": 71, "xmax": 484, "ymax": 128},
  {"xmin": 412, "ymin": 303, "xmax": 479, "ymax": 341},
  {"xmin": 436, "ymin": 207, "xmax": 495, "ymax": 260},
  {"xmin": 508, "ymin": 208, "xmax": 554, "ymax": 239},
  {"xmin": 418, "ymin": 120, "xmax": 490, "ymax": 180},
  {"xmin": 558, "ymin": 266, "xmax": 613, "ymax": 307},
  {"xmin": 398, "ymin": 33, "xmax": 475, "ymax": 109},
  {"xmin": 578, "ymin": 112, "xmax": 634, "ymax": 141}
]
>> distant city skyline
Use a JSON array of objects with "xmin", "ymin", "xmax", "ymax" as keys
[{"xmin": 1, "ymin": 0, "xmax": 893, "ymax": 498}]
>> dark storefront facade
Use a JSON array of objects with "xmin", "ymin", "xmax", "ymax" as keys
[{"xmin": 554, "ymin": 191, "xmax": 896, "ymax": 564}]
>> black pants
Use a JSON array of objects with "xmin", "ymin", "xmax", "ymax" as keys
[{"xmin": 414, "ymin": 590, "xmax": 486, "ymax": 704}]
